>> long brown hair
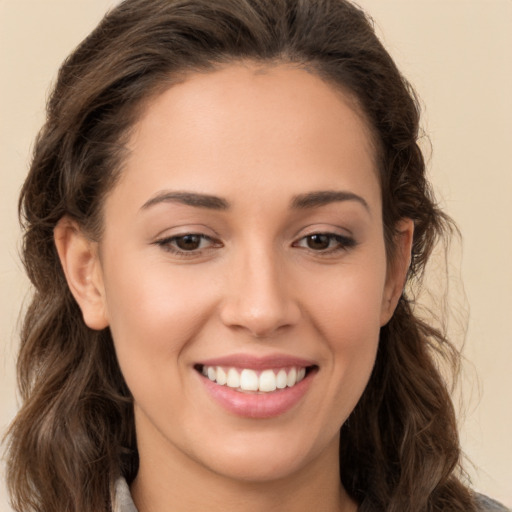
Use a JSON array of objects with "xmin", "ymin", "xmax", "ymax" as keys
[{"xmin": 6, "ymin": 0, "xmax": 475, "ymax": 510}]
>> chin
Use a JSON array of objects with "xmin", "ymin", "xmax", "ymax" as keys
[
  {"xmin": 202, "ymin": 450, "xmax": 311, "ymax": 483},
  {"xmin": 185, "ymin": 427, "xmax": 338, "ymax": 484}
]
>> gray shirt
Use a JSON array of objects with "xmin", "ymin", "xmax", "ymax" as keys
[
  {"xmin": 114, "ymin": 478, "xmax": 138, "ymax": 512},
  {"xmin": 114, "ymin": 477, "xmax": 510, "ymax": 512}
]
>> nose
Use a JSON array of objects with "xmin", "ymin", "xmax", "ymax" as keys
[{"xmin": 219, "ymin": 245, "xmax": 301, "ymax": 338}]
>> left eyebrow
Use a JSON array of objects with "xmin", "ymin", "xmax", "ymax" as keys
[
  {"xmin": 140, "ymin": 191, "xmax": 230, "ymax": 211},
  {"xmin": 290, "ymin": 190, "xmax": 370, "ymax": 213}
]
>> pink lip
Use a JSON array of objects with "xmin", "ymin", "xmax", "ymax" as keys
[
  {"xmin": 196, "ymin": 354, "xmax": 317, "ymax": 419},
  {"xmin": 200, "ymin": 376, "xmax": 313, "ymax": 419},
  {"xmin": 197, "ymin": 353, "xmax": 316, "ymax": 370}
]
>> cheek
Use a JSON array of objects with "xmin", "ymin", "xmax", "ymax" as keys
[
  {"xmin": 305, "ymin": 255, "xmax": 386, "ymax": 394},
  {"xmin": 285, "ymin": 262, "xmax": 385, "ymax": 444},
  {"xmin": 322, "ymin": 282, "xmax": 382, "ymax": 380},
  {"xmin": 101, "ymin": 255, "xmax": 218, "ymax": 381},
  {"xmin": 307, "ymin": 260, "xmax": 387, "ymax": 343},
  {"xmin": 101, "ymin": 263, "xmax": 220, "ymax": 435}
]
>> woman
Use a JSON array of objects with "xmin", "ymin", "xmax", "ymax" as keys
[{"xmin": 5, "ymin": 0, "xmax": 509, "ymax": 511}]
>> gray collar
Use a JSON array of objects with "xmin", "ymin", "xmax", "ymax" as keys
[
  {"xmin": 113, "ymin": 476, "xmax": 510, "ymax": 512},
  {"xmin": 114, "ymin": 478, "xmax": 138, "ymax": 512}
]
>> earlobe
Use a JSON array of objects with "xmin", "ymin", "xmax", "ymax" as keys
[
  {"xmin": 380, "ymin": 218, "xmax": 414, "ymax": 326},
  {"xmin": 54, "ymin": 217, "xmax": 109, "ymax": 330}
]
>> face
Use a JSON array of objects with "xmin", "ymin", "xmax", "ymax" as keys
[{"xmin": 62, "ymin": 63, "xmax": 411, "ymax": 486}]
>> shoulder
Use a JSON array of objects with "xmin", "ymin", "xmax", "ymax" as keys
[{"xmin": 475, "ymin": 493, "xmax": 511, "ymax": 512}]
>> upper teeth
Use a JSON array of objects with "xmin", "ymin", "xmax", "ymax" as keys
[{"xmin": 201, "ymin": 366, "xmax": 307, "ymax": 393}]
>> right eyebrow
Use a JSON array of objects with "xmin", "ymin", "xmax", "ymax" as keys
[
  {"xmin": 290, "ymin": 190, "xmax": 370, "ymax": 213},
  {"xmin": 140, "ymin": 191, "xmax": 230, "ymax": 211}
]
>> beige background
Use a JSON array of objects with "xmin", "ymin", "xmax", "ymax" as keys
[{"xmin": 1, "ymin": 0, "xmax": 511, "ymax": 509}]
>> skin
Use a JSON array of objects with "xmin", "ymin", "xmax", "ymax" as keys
[{"xmin": 55, "ymin": 63, "xmax": 413, "ymax": 512}]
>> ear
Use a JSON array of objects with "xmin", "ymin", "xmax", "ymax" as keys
[
  {"xmin": 54, "ymin": 217, "xmax": 109, "ymax": 330},
  {"xmin": 380, "ymin": 218, "xmax": 414, "ymax": 326}
]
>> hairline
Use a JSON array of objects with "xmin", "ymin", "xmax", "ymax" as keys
[{"xmin": 91, "ymin": 57, "xmax": 385, "ymax": 242}]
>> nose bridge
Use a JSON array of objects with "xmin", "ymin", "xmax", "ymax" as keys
[{"xmin": 220, "ymin": 238, "xmax": 300, "ymax": 337}]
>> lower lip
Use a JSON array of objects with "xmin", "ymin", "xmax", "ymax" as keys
[{"xmin": 199, "ymin": 371, "xmax": 315, "ymax": 419}]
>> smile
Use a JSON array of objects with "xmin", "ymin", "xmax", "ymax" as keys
[
  {"xmin": 195, "ymin": 355, "xmax": 318, "ymax": 418},
  {"xmin": 199, "ymin": 365, "xmax": 308, "ymax": 393}
]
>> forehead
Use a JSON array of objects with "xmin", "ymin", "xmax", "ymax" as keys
[
  {"xmin": 129, "ymin": 62, "xmax": 376, "ymax": 156},
  {"xmin": 112, "ymin": 62, "xmax": 380, "ymax": 213}
]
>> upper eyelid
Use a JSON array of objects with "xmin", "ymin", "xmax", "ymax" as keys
[
  {"xmin": 157, "ymin": 232, "xmax": 212, "ymax": 240},
  {"xmin": 156, "ymin": 233, "xmax": 219, "ymax": 245},
  {"xmin": 153, "ymin": 222, "xmax": 221, "ymax": 238},
  {"xmin": 292, "ymin": 225, "xmax": 354, "ymax": 241},
  {"xmin": 294, "ymin": 232, "xmax": 356, "ymax": 245},
  {"xmin": 291, "ymin": 218, "xmax": 355, "ymax": 235}
]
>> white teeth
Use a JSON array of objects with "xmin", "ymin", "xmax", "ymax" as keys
[
  {"xmin": 240, "ymin": 369, "xmax": 259, "ymax": 391},
  {"xmin": 201, "ymin": 365, "xmax": 309, "ymax": 393},
  {"xmin": 276, "ymin": 369, "xmax": 288, "ymax": 389},
  {"xmin": 259, "ymin": 370, "xmax": 277, "ymax": 392},
  {"xmin": 287, "ymin": 367, "xmax": 297, "ymax": 387},
  {"xmin": 226, "ymin": 368, "xmax": 240, "ymax": 388},
  {"xmin": 207, "ymin": 366, "xmax": 216, "ymax": 381},
  {"xmin": 216, "ymin": 366, "xmax": 227, "ymax": 385}
]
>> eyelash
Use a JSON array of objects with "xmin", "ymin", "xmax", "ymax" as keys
[
  {"xmin": 154, "ymin": 234, "xmax": 221, "ymax": 256},
  {"xmin": 154, "ymin": 232, "xmax": 356, "ymax": 257},
  {"xmin": 292, "ymin": 233, "xmax": 356, "ymax": 254}
]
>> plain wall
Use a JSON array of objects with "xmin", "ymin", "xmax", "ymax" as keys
[{"xmin": 1, "ymin": 0, "xmax": 511, "ymax": 509}]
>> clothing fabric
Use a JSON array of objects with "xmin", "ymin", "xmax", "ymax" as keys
[
  {"xmin": 114, "ymin": 477, "xmax": 510, "ymax": 512},
  {"xmin": 475, "ymin": 494, "xmax": 511, "ymax": 512},
  {"xmin": 114, "ymin": 478, "xmax": 138, "ymax": 512}
]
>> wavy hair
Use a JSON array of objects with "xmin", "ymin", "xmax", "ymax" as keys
[{"xmin": 6, "ymin": 0, "xmax": 476, "ymax": 510}]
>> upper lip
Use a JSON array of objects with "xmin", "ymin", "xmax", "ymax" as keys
[{"xmin": 197, "ymin": 353, "xmax": 317, "ymax": 370}]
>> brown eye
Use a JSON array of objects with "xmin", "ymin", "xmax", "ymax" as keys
[
  {"xmin": 175, "ymin": 234, "xmax": 202, "ymax": 251},
  {"xmin": 155, "ymin": 233, "xmax": 220, "ymax": 255},
  {"xmin": 293, "ymin": 233, "xmax": 357, "ymax": 254},
  {"xmin": 306, "ymin": 234, "xmax": 331, "ymax": 250}
]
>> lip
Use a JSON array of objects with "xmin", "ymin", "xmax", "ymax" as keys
[
  {"xmin": 197, "ymin": 353, "xmax": 316, "ymax": 370},
  {"xmin": 195, "ymin": 353, "xmax": 317, "ymax": 419}
]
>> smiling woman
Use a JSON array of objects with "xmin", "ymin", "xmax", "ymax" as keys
[
  {"xmin": 4, "ymin": 1, "xmax": 509, "ymax": 512},
  {"xmin": 55, "ymin": 64, "xmax": 406, "ymax": 497}
]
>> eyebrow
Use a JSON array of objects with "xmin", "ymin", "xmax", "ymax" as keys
[
  {"xmin": 140, "ymin": 191, "xmax": 230, "ymax": 211},
  {"xmin": 140, "ymin": 189, "xmax": 369, "ymax": 213},
  {"xmin": 290, "ymin": 190, "xmax": 370, "ymax": 212}
]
